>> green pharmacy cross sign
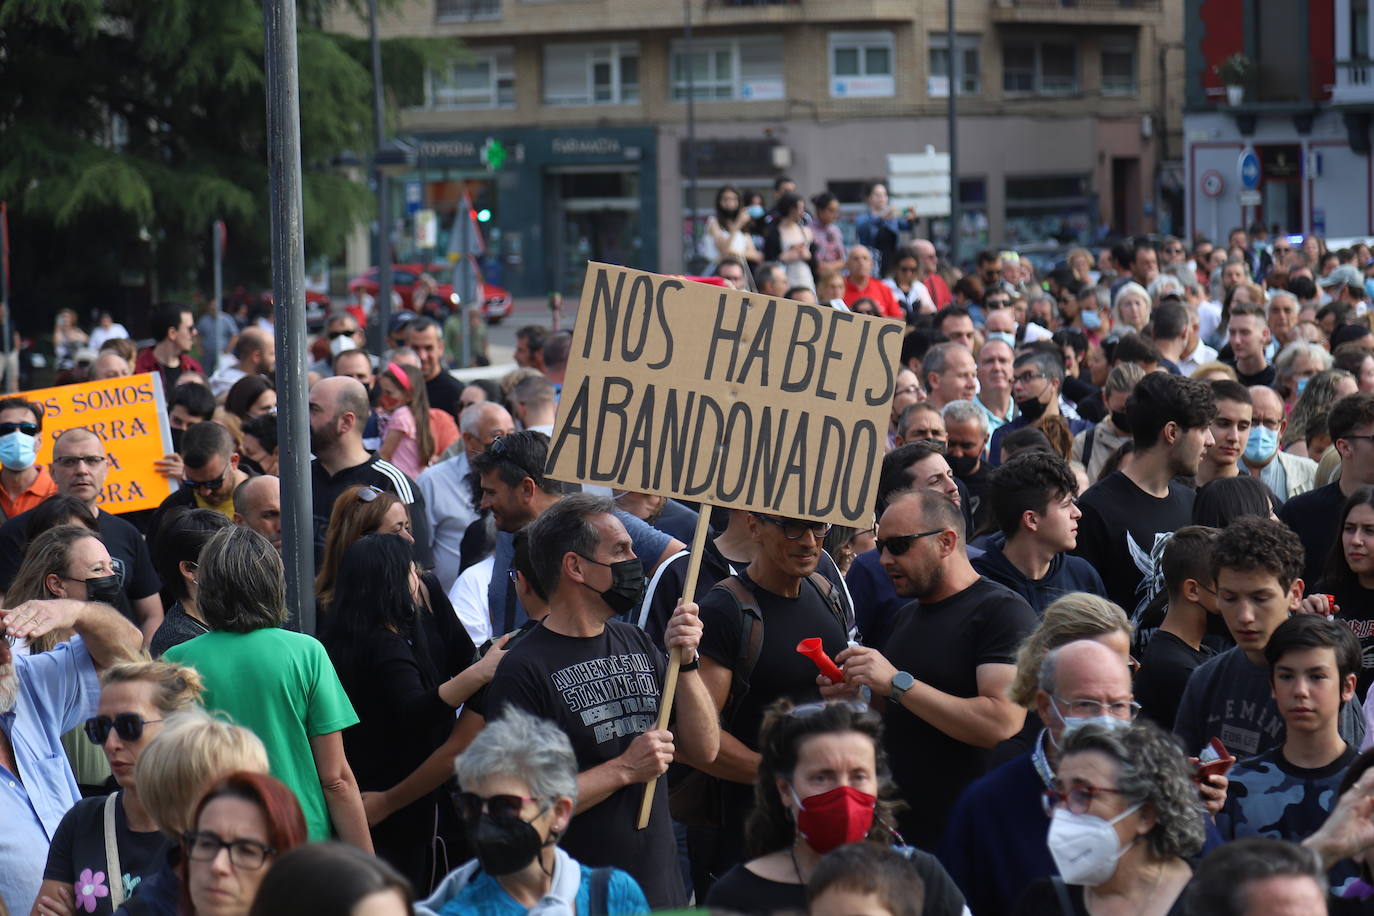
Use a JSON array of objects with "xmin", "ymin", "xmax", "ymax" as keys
[{"xmin": 481, "ymin": 137, "xmax": 508, "ymax": 172}]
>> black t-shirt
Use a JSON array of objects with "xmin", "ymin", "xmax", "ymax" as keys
[
  {"xmin": 1319, "ymin": 579, "xmax": 1374, "ymax": 700},
  {"xmin": 1281, "ymin": 483, "xmax": 1350, "ymax": 591},
  {"xmin": 310, "ymin": 455, "xmax": 433, "ymax": 570},
  {"xmin": 1072, "ymin": 471, "xmax": 1195, "ymax": 622},
  {"xmin": 960, "ymin": 463, "xmax": 994, "ymax": 536},
  {"xmin": 484, "ymin": 620, "xmax": 685, "ymax": 910},
  {"xmin": 881, "ymin": 577, "xmax": 1038, "ymax": 850},
  {"xmin": 149, "ymin": 601, "xmax": 209, "ymax": 658},
  {"xmin": 1234, "ymin": 363, "xmax": 1278, "ymax": 388},
  {"xmin": 705, "ymin": 845, "xmax": 968, "ymax": 916},
  {"xmin": 0, "ymin": 506, "xmax": 161, "ymax": 621},
  {"xmin": 1135, "ymin": 629, "xmax": 1215, "ymax": 731},
  {"xmin": 45, "ymin": 792, "xmax": 169, "ymax": 915},
  {"xmin": 426, "ymin": 371, "xmax": 465, "ymax": 421}
]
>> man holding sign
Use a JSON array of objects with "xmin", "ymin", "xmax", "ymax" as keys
[{"xmin": 485, "ymin": 493, "xmax": 719, "ymax": 910}]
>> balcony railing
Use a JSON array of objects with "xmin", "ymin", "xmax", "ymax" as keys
[
  {"xmin": 994, "ymin": 0, "xmax": 1158, "ymax": 6},
  {"xmin": 708, "ymin": 0, "xmax": 800, "ymax": 5},
  {"xmin": 1334, "ymin": 60, "xmax": 1374, "ymax": 103},
  {"xmin": 436, "ymin": 0, "xmax": 500, "ymax": 21}
]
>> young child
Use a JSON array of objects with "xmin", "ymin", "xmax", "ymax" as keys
[
  {"xmin": 1135, "ymin": 526, "xmax": 1219, "ymax": 730},
  {"xmin": 1174, "ymin": 517, "xmax": 1365, "ymax": 759},
  {"xmin": 1217, "ymin": 615, "xmax": 1362, "ymax": 887},
  {"xmin": 807, "ymin": 843, "xmax": 927, "ymax": 916},
  {"xmin": 973, "ymin": 450, "xmax": 1105, "ymax": 614},
  {"xmin": 377, "ymin": 361, "xmax": 435, "ymax": 479}
]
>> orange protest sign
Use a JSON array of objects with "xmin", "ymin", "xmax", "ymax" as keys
[{"xmin": 17, "ymin": 372, "xmax": 175, "ymax": 514}]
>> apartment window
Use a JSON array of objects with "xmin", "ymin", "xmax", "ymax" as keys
[
  {"xmin": 435, "ymin": 0, "xmax": 500, "ymax": 21},
  {"xmin": 1355, "ymin": 0, "xmax": 1369, "ymax": 59},
  {"xmin": 428, "ymin": 48, "xmax": 515, "ymax": 108},
  {"xmin": 928, "ymin": 33, "xmax": 981, "ymax": 97},
  {"xmin": 1003, "ymin": 41, "xmax": 1078, "ymax": 95},
  {"xmin": 670, "ymin": 36, "xmax": 784, "ymax": 101},
  {"xmin": 1101, "ymin": 40, "xmax": 1137, "ymax": 95},
  {"xmin": 830, "ymin": 31, "xmax": 895, "ymax": 98},
  {"xmin": 545, "ymin": 42, "xmax": 640, "ymax": 105}
]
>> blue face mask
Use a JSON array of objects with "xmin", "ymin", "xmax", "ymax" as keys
[
  {"xmin": 1245, "ymin": 424, "xmax": 1279, "ymax": 465},
  {"xmin": 989, "ymin": 331, "xmax": 1016, "ymax": 347},
  {"xmin": 746, "ymin": 204, "xmax": 765, "ymax": 220},
  {"xmin": 1080, "ymin": 310, "xmax": 1102, "ymax": 330},
  {"xmin": 1296, "ymin": 377, "xmax": 1309, "ymax": 396},
  {"xmin": 0, "ymin": 431, "xmax": 37, "ymax": 471}
]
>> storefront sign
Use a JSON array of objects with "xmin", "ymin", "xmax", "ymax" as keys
[
  {"xmin": 546, "ymin": 263, "xmax": 903, "ymax": 526},
  {"xmin": 552, "ymin": 137, "xmax": 623, "ymax": 156},
  {"xmin": 19, "ymin": 372, "xmax": 174, "ymax": 514}
]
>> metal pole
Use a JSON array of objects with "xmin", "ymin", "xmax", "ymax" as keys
[
  {"xmin": 263, "ymin": 0, "xmax": 315, "ymax": 633},
  {"xmin": 946, "ymin": 0, "xmax": 960, "ymax": 268},
  {"xmin": 369, "ymin": 0, "xmax": 393, "ymax": 354},
  {"xmin": 457, "ymin": 194, "xmax": 478, "ymax": 368},
  {"xmin": 212, "ymin": 221, "xmax": 224, "ymax": 371},
  {"xmin": 0, "ymin": 202, "xmax": 12, "ymax": 393},
  {"xmin": 684, "ymin": 0, "xmax": 699, "ymax": 259}
]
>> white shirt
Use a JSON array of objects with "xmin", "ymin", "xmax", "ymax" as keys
[
  {"xmin": 88, "ymin": 324, "xmax": 129, "ymax": 351},
  {"xmin": 447, "ymin": 555, "xmax": 494, "ymax": 645},
  {"xmin": 209, "ymin": 360, "xmax": 246, "ymax": 398},
  {"xmin": 1177, "ymin": 341, "xmax": 1219, "ymax": 377},
  {"xmin": 417, "ymin": 450, "xmax": 478, "ymax": 592}
]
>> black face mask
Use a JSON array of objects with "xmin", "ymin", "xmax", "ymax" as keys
[
  {"xmin": 578, "ymin": 556, "xmax": 646, "ymax": 616},
  {"xmin": 1016, "ymin": 393, "xmax": 1049, "ymax": 422},
  {"xmin": 720, "ymin": 206, "xmax": 740, "ymax": 222},
  {"xmin": 467, "ymin": 812, "xmax": 550, "ymax": 876},
  {"xmin": 948, "ymin": 454, "xmax": 980, "ymax": 478},
  {"xmin": 1110, "ymin": 410, "xmax": 1132, "ymax": 433},
  {"xmin": 84, "ymin": 575, "xmax": 122, "ymax": 605},
  {"xmin": 170, "ymin": 427, "xmax": 185, "ymax": 454}
]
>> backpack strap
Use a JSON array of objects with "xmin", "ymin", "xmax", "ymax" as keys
[
  {"xmin": 715, "ymin": 576, "xmax": 766, "ymax": 727},
  {"xmin": 806, "ymin": 571, "xmax": 852, "ymax": 636},
  {"xmin": 104, "ymin": 792, "xmax": 126, "ymax": 909},
  {"xmin": 588, "ymin": 866, "xmax": 613, "ymax": 916},
  {"xmin": 1051, "ymin": 876, "xmax": 1074, "ymax": 916}
]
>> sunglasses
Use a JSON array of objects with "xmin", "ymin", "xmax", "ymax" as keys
[
  {"xmin": 183, "ymin": 472, "xmax": 225, "ymax": 492},
  {"xmin": 355, "ymin": 485, "xmax": 383, "ymax": 503},
  {"xmin": 875, "ymin": 529, "xmax": 945, "ymax": 556},
  {"xmin": 454, "ymin": 791, "xmax": 545, "ymax": 821},
  {"xmin": 752, "ymin": 514, "xmax": 832, "ymax": 540},
  {"xmin": 489, "ymin": 435, "xmax": 541, "ymax": 481},
  {"xmin": 0, "ymin": 422, "xmax": 38, "ymax": 437},
  {"xmin": 84, "ymin": 713, "xmax": 163, "ymax": 745},
  {"xmin": 328, "ymin": 329, "xmax": 358, "ymax": 339}
]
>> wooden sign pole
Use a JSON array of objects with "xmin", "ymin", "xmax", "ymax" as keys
[{"xmin": 636, "ymin": 507, "xmax": 713, "ymax": 830}]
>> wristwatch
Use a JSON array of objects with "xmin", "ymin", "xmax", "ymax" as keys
[{"xmin": 889, "ymin": 671, "xmax": 915, "ymax": 703}]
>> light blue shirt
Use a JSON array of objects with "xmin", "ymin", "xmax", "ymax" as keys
[
  {"xmin": 0, "ymin": 638, "xmax": 101, "ymax": 915},
  {"xmin": 1246, "ymin": 455, "xmax": 1290, "ymax": 504},
  {"xmin": 418, "ymin": 451, "xmax": 478, "ymax": 592}
]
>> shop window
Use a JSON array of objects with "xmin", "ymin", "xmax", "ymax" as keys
[
  {"xmin": 428, "ymin": 48, "xmax": 515, "ymax": 108},
  {"xmin": 1101, "ymin": 40, "xmax": 1137, "ymax": 96},
  {"xmin": 1002, "ymin": 41, "xmax": 1078, "ymax": 96},
  {"xmin": 670, "ymin": 36, "xmax": 784, "ymax": 101},
  {"xmin": 830, "ymin": 31, "xmax": 895, "ymax": 98},
  {"xmin": 1005, "ymin": 174, "xmax": 1092, "ymax": 245},
  {"xmin": 544, "ymin": 42, "xmax": 640, "ymax": 106},
  {"xmin": 930, "ymin": 179, "xmax": 990, "ymax": 253},
  {"xmin": 928, "ymin": 33, "xmax": 981, "ymax": 97}
]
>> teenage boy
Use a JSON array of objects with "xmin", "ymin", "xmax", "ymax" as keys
[
  {"xmin": 1174, "ymin": 517, "xmax": 1365, "ymax": 759},
  {"xmin": 1216, "ymin": 615, "xmax": 1361, "ymax": 893},
  {"xmin": 1074, "ymin": 371, "xmax": 1216, "ymax": 620},
  {"xmin": 1195, "ymin": 380, "xmax": 1254, "ymax": 487},
  {"xmin": 1135, "ymin": 526, "xmax": 1219, "ymax": 730},
  {"xmin": 972, "ymin": 451, "xmax": 1105, "ymax": 614}
]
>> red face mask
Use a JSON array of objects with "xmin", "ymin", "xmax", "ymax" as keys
[
  {"xmin": 379, "ymin": 394, "xmax": 403, "ymax": 412},
  {"xmin": 790, "ymin": 785, "xmax": 876, "ymax": 853}
]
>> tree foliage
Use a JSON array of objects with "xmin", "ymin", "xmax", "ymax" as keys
[{"xmin": 0, "ymin": 0, "xmax": 451, "ymax": 329}]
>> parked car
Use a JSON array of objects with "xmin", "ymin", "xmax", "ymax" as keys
[{"xmin": 347, "ymin": 261, "xmax": 514, "ymax": 323}]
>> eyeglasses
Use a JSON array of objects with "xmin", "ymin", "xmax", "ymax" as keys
[
  {"xmin": 1052, "ymin": 695, "xmax": 1141, "ymax": 721},
  {"xmin": 1013, "ymin": 371, "xmax": 1047, "ymax": 386},
  {"xmin": 355, "ymin": 485, "xmax": 382, "ymax": 503},
  {"xmin": 54, "ymin": 455, "xmax": 105, "ymax": 469},
  {"xmin": 875, "ymin": 529, "xmax": 945, "ymax": 556},
  {"xmin": 1042, "ymin": 785, "xmax": 1127, "ymax": 816},
  {"xmin": 896, "ymin": 264, "xmax": 918, "ymax": 273},
  {"xmin": 328, "ymin": 329, "xmax": 358, "ymax": 339},
  {"xmin": 752, "ymin": 514, "xmax": 832, "ymax": 540},
  {"xmin": 0, "ymin": 422, "xmax": 38, "ymax": 437},
  {"xmin": 1342, "ymin": 434, "xmax": 1374, "ymax": 446},
  {"xmin": 84, "ymin": 713, "xmax": 163, "ymax": 745},
  {"xmin": 183, "ymin": 831, "xmax": 276, "ymax": 870},
  {"xmin": 985, "ymin": 299, "xmax": 1011, "ymax": 309},
  {"xmin": 183, "ymin": 472, "xmax": 226, "ymax": 492},
  {"xmin": 893, "ymin": 384, "xmax": 921, "ymax": 397},
  {"xmin": 454, "ymin": 791, "xmax": 545, "ymax": 821}
]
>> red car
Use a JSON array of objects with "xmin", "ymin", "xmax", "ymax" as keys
[{"xmin": 347, "ymin": 262, "xmax": 514, "ymax": 323}]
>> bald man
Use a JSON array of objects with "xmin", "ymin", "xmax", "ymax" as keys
[
  {"xmin": 209, "ymin": 326, "xmax": 275, "ymax": 397},
  {"xmin": 89, "ymin": 351, "xmax": 131, "ymax": 381},
  {"xmin": 234, "ymin": 475, "xmax": 282, "ymax": 551},
  {"xmin": 1241, "ymin": 385, "xmax": 1318, "ymax": 501},
  {"xmin": 841, "ymin": 245, "xmax": 903, "ymax": 318},
  {"xmin": 418, "ymin": 401, "xmax": 514, "ymax": 590},
  {"xmin": 308, "ymin": 376, "xmax": 432, "ymax": 569}
]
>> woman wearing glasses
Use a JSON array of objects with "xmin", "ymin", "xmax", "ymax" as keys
[
  {"xmin": 182, "ymin": 772, "xmax": 307, "ymax": 916},
  {"xmin": 32, "ymin": 661, "xmax": 204, "ymax": 916},
  {"xmin": 1014, "ymin": 720, "xmax": 1204, "ymax": 916},
  {"xmin": 705, "ymin": 699, "xmax": 967, "ymax": 916},
  {"xmin": 417, "ymin": 708, "xmax": 648, "ymax": 916}
]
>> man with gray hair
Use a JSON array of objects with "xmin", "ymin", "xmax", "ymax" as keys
[
  {"xmin": 923, "ymin": 342, "xmax": 978, "ymax": 412},
  {"xmin": 542, "ymin": 329, "xmax": 572, "ymax": 393},
  {"xmin": 942, "ymin": 399, "xmax": 991, "ymax": 529},
  {"xmin": 753, "ymin": 261, "xmax": 788, "ymax": 299},
  {"xmin": 988, "ymin": 350, "xmax": 1091, "ymax": 465},
  {"xmin": 509, "ymin": 373, "xmax": 557, "ymax": 435},
  {"xmin": 485, "ymin": 492, "xmax": 718, "ymax": 909},
  {"xmin": 895, "ymin": 402, "xmax": 947, "ymax": 448},
  {"xmin": 1266, "ymin": 290, "xmax": 1301, "ymax": 359},
  {"xmin": 418, "ymin": 401, "xmax": 514, "ymax": 590}
]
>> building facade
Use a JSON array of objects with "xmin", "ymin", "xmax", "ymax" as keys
[
  {"xmin": 1184, "ymin": 0, "xmax": 1374, "ymax": 244},
  {"xmin": 329, "ymin": 0, "xmax": 1183, "ymax": 296}
]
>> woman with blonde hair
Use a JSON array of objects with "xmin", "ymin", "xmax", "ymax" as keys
[
  {"xmin": 1110, "ymin": 283, "xmax": 1151, "ymax": 336},
  {"xmin": 1188, "ymin": 361, "xmax": 1238, "ymax": 383},
  {"xmin": 33, "ymin": 662, "xmax": 204, "ymax": 916}
]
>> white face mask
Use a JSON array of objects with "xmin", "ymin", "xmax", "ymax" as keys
[
  {"xmin": 1047, "ymin": 804, "xmax": 1142, "ymax": 886},
  {"xmin": 1051, "ymin": 698, "xmax": 1132, "ymax": 741}
]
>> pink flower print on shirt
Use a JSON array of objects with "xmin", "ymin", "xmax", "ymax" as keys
[{"xmin": 75, "ymin": 868, "xmax": 110, "ymax": 913}]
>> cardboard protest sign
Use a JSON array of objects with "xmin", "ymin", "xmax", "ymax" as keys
[
  {"xmin": 18, "ymin": 372, "xmax": 175, "ymax": 514},
  {"xmin": 547, "ymin": 263, "xmax": 903, "ymax": 527}
]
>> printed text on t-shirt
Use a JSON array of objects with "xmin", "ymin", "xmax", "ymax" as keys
[{"xmin": 551, "ymin": 653, "xmax": 660, "ymax": 744}]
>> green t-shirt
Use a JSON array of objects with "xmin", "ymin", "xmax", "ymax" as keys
[{"xmin": 164, "ymin": 628, "xmax": 359, "ymax": 841}]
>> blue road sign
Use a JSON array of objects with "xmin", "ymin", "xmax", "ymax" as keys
[{"xmin": 1239, "ymin": 149, "xmax": 1261, "ymax": 191}]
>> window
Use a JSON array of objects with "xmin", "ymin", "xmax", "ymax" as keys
[
  {"xmin": 1101, "ymin": 40, "xmax": 1137, "ymax": 95},
  {"xmin": 670, "ymin": 36, "xmax": 784, "ymax": 101},
  {"xmin": 435, "ymin": 0, "xmax": 499, "ymax": 20},
  {"xmin": 928, "ymin": 33, "xmax": 981, "ymax": 97},
  {"xmin": 1002, "ymin": 41, "xmax": 1078, "ymax": 95},
  {"xmin": 1005, "ymin": 174, "xmax": 1092, "ymax": 245},
  {"xmin": 830, "ymin": 31, "xmax": 895, "ymax": 98},
  {"xmin": 1355, "ymin": 0, "xmax": 1369, "ymax": 59},
  {"xmin": 428, "ymin": 48, "xmax": 515, "ymax": 108},
  {"xmin": 544, "ymin": 42, "xmax": 640, "ymax": 105}
]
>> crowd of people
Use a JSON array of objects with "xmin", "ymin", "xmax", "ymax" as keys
[{"xmin": 11, "ymin": 211, "xmax": 1374, "ymax": 916}]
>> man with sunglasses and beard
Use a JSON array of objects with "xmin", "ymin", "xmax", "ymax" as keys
[
  {"xmin": 145, "ymin": 422, "xmax": 253, "ymax": 566},
  {"xmin": 0, "ymin": 593, "xmax": 142, "ymax": 915},
  {"xmin": 836, "ymin": 488, "xmax": 1036, "ymax": 851}
]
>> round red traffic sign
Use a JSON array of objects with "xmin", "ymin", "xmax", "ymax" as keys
[{"xmin": 1201, "ymin": 170, "xmax": 1224, "ymax": 198}]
